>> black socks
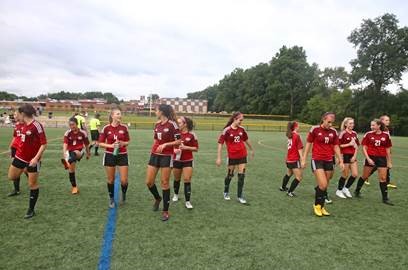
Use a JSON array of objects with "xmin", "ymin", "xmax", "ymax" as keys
[
  {"xmin": 237, "ymin": 173, "xmax": 245, "ymax": 198},
  {"xmin": 355, "ymin": 177, "xmax": 366, "ymax": 193},
  {"xmin": 314, "ymin": 186, "xmax": 325, "ymax": 207},
  {"xmin": 184, "ymin": 182, "xmax": 191, "ymax": 201},
  {"xmin": 107, "ymin": 183, "xmax": 114, "ymax": 199},
  {"xmin": 14, "ymin": 177, "xmax": 21, "ymax": 192},
  {"xmin": 379, "ymin": 182, "xmax": 388, "ymax": 201},
  {"xmin": 29, "ymin": 188, "xmax": 39, "ymax": 211},
  {"xmin": 224, "ymin": 171, "xmax": 233, "ymax": 193},
  {"xmin": 345, "ymin": 176, "xmax": 356, "ymax": 188},
  {"xmin": 288, "ymin": 178, "xmax": 300, "ymax": 193},
  {"xmin": 69, "ymin": 172, "xmax": 76, "ymax": 187},
  {"xmin": 281, "ymin": 174, "xmax": 290, "ymax": 189},
  {"xmin": 163, "ymin": 189, "xmax": 170, "ymax": 211},
  {"xmin": 148, "ymin": 184, "xmax": 161, "ymax": 200},
  {"xmin": 121, "ymin": 183, "xmax": 128, "ymax": 194},
  {"xmin": 338, "ymin": 177, "xmax": 346, "ymax": 190},
  {"xmin": 174, "ymin": 180, "xmax": 181, "ymax": 195}
]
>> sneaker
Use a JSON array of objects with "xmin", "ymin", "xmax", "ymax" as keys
[
  {"xmin": 387, "ymin": 183, "xmax": 397, "ymax": 189},
  {"xmin": 223, "ymin": 193, "xmax": 231, "ymax": 201},
  {"xmin": 364, "ymin": 180, "xmax": 370, "ymax": 186},
  {"xmin": 153, "ymin": 197, "xmax": 162, "ymax": 211},
  {"xmin": 7, "ymin": 190, "xmax": 21, "ymax": 197},
  {"xmin": 279, "ymin": 187, "xmax": 288, "ymax": 192},
  {"xmin": 172, "ymin": 194, "xmax": 179, "ymax": 202},
  {"xmin": 61, "ymin": 158, "xmax": 69, "ymax": 170},
  {"xmin": 342, "ymin": 187, "xmax": 353, "ymax": 198},
  {"xmin": 335, "ymin": 189, "xmax": 346, "ymax": 199},
  {"xmin": 161, "ymin": 211, "xmax": 169, "ymax": 221},
  {"xmin": 237, "ymin": 197, "xmax": 247, "ymax": 204},
  {"xmin": 185, "ymin": 201, "xmax": 193, "ymax": 209},
  {"xmin": 382, "ymin": 199, "xmax": 394, "ymax": 206},
  {"xmin": 109, "ymin": 198, "xmax": 115, "ymax": 208},
  {"xmin": 321, "ymin": 207, "xmax": 331, "ymax": 216},
  {"xmin": 313, "ymin": 204, "xmax": 323, "ymax": 217},
  {"xmin": 287, "ymin": 192, "xmax": 296, "ymax": 197},
  {"xmin": 325, "ymin": 195, "xmax": 333, "ymax": 204},
  {"xmin": 24, "ymin": 209, "xmax": 35, "ymax": 219},
  {"xmin": 71, "ymin": 186, "xmax": 79, "ymax": 195}
]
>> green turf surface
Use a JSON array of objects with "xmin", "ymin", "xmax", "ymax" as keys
[{"xmin": 0, "ymin": 128, "xmax": 407, "ymax": 270}]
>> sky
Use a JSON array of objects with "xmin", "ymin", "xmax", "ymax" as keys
[{"xmin": 1, "ymin": 0, "xmax": 407, "ymax": 100}]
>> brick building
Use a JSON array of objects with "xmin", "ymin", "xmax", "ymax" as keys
[{"xmin": 158, "ymin": 98, "xmax": 208, "ymax": 113}]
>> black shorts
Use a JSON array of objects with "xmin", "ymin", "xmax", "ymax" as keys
[
  {"xmin": 311, "ymin": 159, "xmax": 334, "ymax": 172},
  {"xmin": 148, "ymin": 154, "xmax": 172, "ymax": 168},
  {"xmin": 343, "ymin": 154, "xmax": 354, "ymax": 164},
  {"xmin": 228, "ymin": 157, "xmax": 247, "ymax": 166},
  {"xmin": 286, "ymin": 161, "xmax": 301, "ymax": 169},
  {"xmin": 103, "ymin": 153, "xmax": 129, "ymax": 167},
  {"xmin": 172, "ymin": 160, "xmax": 194, "ymax": 169},
  {"xmin": 91, "ymin": 130, "xmax": 99, "ymax": 141},
  {"xmin": 10, "ymin": 147, "xmax": 17, "ymax": 158},
  {"xmin": 365, "ymin": 156, "xmax": 387, "ymax": 168},
  {"xmin": 12, "ymin": 158, "xmax": 41, "ymax": 173}
]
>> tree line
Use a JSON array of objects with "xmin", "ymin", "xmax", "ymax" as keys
[{"xmin": 187, "ymin": 13, "xmax": 408, "ymax": 135}]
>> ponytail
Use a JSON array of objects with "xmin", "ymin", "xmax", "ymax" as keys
[
  {"xmin": 224, "ymin": 112, "xmax": 242, "ymax": 129},
  {"xmin": 182, "ymin": 116, "xmax": 194, "ymax": 131},
  {"xmin": 286, "ymin": 121, "xmax": 298, "ymax": 139},
  {"xmin": 158, "ymin": 104, "xmax": 177, "ymax": 122}
]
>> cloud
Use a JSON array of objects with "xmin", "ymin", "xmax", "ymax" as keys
[{"xmin": 0, "ymin": 0, "xmax": 407, "ymax": 99}]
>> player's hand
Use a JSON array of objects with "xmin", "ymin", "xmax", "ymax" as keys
[
  {"xmin": 29, "ymin": 158, "xmax": 38, "ymax": 167},
  {"xmin": 86, "ymin": 152, "xmax": 91, "ymax": 159},
  {"xmin": 367, "ymin": 158, "xmax": 375, "ymax": 166},
  {"xmin": 339, "ymin": 161, "xmax": 345, "ymax": 171},
  {"xmin": 179, "ymin": 143, "xmax": 186, "ymax": 150},
  {"xmin": 350, "ymin": 156, "xmax": 357, "ymax": 163},
  {"xmin": 387, "ymin": 161, "xmax": 392, "ymax": 169},
  {"xmin": 250, "ymin": 150, "xmax": 254, "ymax": 160},
  {"xmin": 301, "ymin": 160, "xmax": 306, "ymax": 169},
  {"xmin": 156, "ymin": 144, "xmax": 166, "ymax": 153},
  {"xmin": 216, "ymin": 158, "xmax": 222, "ymax": 167}
]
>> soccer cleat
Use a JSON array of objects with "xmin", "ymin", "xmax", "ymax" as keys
[
  {"xmin": 7, "ymin": 190, "xmax": 21, "ymax": 197},
  {"xmin": 364, "ymin": 180, "xmax": 370, "ymax": 186},
  {"xmin": 109, "ymin": 198, "xmax": 115, "ymax": 209},
  {"xmin": 335, "ymin": 189, "xmax": 347, "ymax": 199},
  {"xmin": 387, "ymin": 183, "xmax": 397, "ymax": 189},
  {"xmin": 172, "ymin": 194, "xmax": 179, "ymax": 202},
  {"xmin": 161, "ymin": 211, "xmax": 170, "ymax": 221},
  {"xmin": 223, "ymin": 193, "xmax": 231, "ymax": 201},
  {"xmin": 61, "ymin": 158, "xmax": 69, "ymax": 170},
  {"xmin": 24, "ymin": 209, "xmax": 35, "ymax": 219},
  {"xmin": 354, "ymin": 190, "xmax": 362, "ymax": 198},
  {"xmin": 342, "ymin": 187, "xmax": 353, "ymax": 198},
  {"xmin": 321, "ymin": 207, "xmax": 331, "ymax": 216},
  {"xmin": 287, "ymin": 192, "xmax": 296, "ymax": 197},
  {"xmin": 279, "ymin": 187, "xmax": 288, "ymax": 192},
  {"xmin": 237, "ymin": 197, "xmax": 247, "ymax": 204},
  {"xmin": 313, "ymin": 204, "xmax": 323, "ymax": 217},
  {"xmin": 153, "ymin": 197, "xmax": 162, "ymax": 211},
  {"xmin": 382, "ymin": 199, "xmax": 394, "ymax": 206},
  {"xmin": 325, "ymin": 195, "xmax": 333, "ymax": 204},
  {"xmin": 71, "ymin": 186, "xmax": 79, "ymax": 195},
  {"xmin": 185, "ymin": 201, "xmax": 193, "ymax": 209}
]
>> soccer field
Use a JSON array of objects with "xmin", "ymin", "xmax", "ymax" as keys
[{"xmin": 0, "ymin": 128, "xmax": 407, "ymax": 270}]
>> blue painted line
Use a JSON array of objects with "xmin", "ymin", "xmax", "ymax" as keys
[{"xmin": 98, "ymin": 173, "xmax": 120, "ymax": 270}]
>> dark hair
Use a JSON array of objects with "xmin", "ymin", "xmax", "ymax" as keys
[
  {"xmin": 286, "ymin": 121, "xmax": 298, "ymax": 139},
  {"xmin": 69, "ymin": 117, "xmax": 78, "ymax": 125},
  {"xmin": 180, "ymin": 116, "xmax": 194, "ymax": 131},
  {"xmin": 372, "ymin": 118, "xmax": 386, "ymax": 131},
  {"xmin": 18, "ymin": 104, "xmax": 36, "ymax": 117},
  {"xmin": 320, "ymin": 111, "xmax": 335, "ymax": 124},
  {"xmin": 224, "ymin": 112, "xmax": 243, "ymax": 129},
  {"xmin": 95, "ymin": 113, "xmax": 100, "ymax": 118},
  {"xmin": 158, "ymin": 104, "xmax": 177, "ymax": 122}
]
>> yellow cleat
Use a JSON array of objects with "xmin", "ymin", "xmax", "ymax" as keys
[
  {"xmin": 387, "ymin": 183, "xmax": 397, "ymax": 189},
  {"xmin": 313, "ymin": 204, "xmax": 323, "ymax": 217},
  {"xmin": 321, "ymin": 207, "xmax": 331, "ymax": 216},
  {"xmin": 71, "ymin": 186, "xmax": 79, "ymax": 195}
]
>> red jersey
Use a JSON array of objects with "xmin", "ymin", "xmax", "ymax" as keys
[
  {"xmin": 151, "ymin": 120, "xmax": 180, "ymax": 156},
  {"xmin": 339, "ymin": 130, "xmax": 359, "ymax": 155},
  {"xmin": 218, "ymin": 126, "xmax": 248, "ymax": 159},
  {"xmin": 11, "ymin": 122, "xmax": 25, "ymax": 149},
  {"xmin": 175, "ymin": 131, "xmax": 199, "ymax": 162},
  {"xmin": 307, "ymin": 126, "xmax": 339, "ymax": 161},
  {"xmin": 286, "ymin": 132, "xmax": 303, "ymax": 162},
  {"xmin": 99, "ymin": 124, "xmax": 130, "ymax": 154},
  {"xmin": 361, "ymin": 131, "xmax": 392, "ymax": 157},
  {"xmin": 64, "ymin": 129, "xmax": 90, "ymax": 151},
  {"xmin": 15, "ymin": 120, "xmax": 47, "ymax": 163}
]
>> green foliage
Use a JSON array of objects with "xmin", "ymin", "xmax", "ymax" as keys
[{"xmin": 0, "ymin": 91, "xmax": 19, "ymax": 100}]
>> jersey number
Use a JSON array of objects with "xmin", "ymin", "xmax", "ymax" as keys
[
  {"xmin": 157, "ymin": 132, "xmax": 162, "ymax": 140},
  {"xmin": 234, "ymin": 136, "xmax": 240, "ymax": 143},
  {"xmin": 375, "ymin": 140, "xmax": 381, "ymax": 146},
  {"xmin": 73, "ymin": 140, "xmax": 77, "ymax": 146},
  {"xmin": 324, "ymin": 137, "xmax": 329, "ymax": 144},
  {"xmin": 287, "ymin": 139, "xmax": 293, "ymax": 149},
  {"xmin": 21, "ymin": 134, "xmax": 26, "ymax": 142}
]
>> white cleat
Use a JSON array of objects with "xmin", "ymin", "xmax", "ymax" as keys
[
  {"xmin": 223, "ymin": 193, "xmax": 231, "ymax": 200},
  {"xmin": 172, "ymin": 194, "xmax": 179, "ymax": 202},
  {"xmin": 342, "ymin": 187, "xmax": 353, "ymax": 198},
  {"xmin": 185, "ymin": 201, "xmax": 193, "ymax": 209},
  {"xmin": 325, "ymin": 197, "xmax": 333, "ymax": 204},
  {"xmin": 237, "ymin": 197, "xmax": 247, "ymax": 204},
  {"xmin": 336, "ymin": 189, "xmax": 347, "ymax": 199}
]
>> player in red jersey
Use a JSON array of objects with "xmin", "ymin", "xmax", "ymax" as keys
[
  {"xmin": 216, "ymin": 112, "xmax": 254, "ymax": 204},
  {"xmin": 280, "ymin": 121, "xmax": 304, "ymax": 197},
  {"xmin": 145, "ymin": 104, "xmax": 181, "ymax": 221},
  {"xmin": 7, "ymin": 110, "xmax": 26, "ymax": 197},
  {"xmin": 302, "ymin": 112, "xmax": 344, "ymax": 217},
  {"xmin": 99, "ymin": 108, "xmax": 130, "ymax": 208},
  {"xmin": 171, "ymin": 116, "xmax": 199, "ymax": 209},
  {"xmin": 7, "ymin": 104, "xmax": 47, "ymax": 219},
  {"xmin": 336, "ymin": 117, "xmax": 359, "ymax": 199},
  {"xmin": 61, "ymin": 117, "xmax": 91, "ymax": 194},
  {"xmin": 354, "ymin": 119, "xmax": 393, "ymax": 205}
]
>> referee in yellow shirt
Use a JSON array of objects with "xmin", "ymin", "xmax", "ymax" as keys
[{"xmin": 89, "ymin": 113, "xmax": 101, "ymax": 156}]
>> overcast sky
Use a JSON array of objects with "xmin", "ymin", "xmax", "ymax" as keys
[{"xmin": 1, "ymin": 0, "xmax": 407, "ymax": 100}]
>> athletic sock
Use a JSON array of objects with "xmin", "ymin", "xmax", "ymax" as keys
[
  {"xmin": 379, "ymin": 182, "xmax": 388, "ymax": 201},
  {"xmin": 95, "ymin": 146, "xmax": 99, "ymax": 155},
  {"xmin": 224, "ymin": 174, "xmax": 233, "ymax": 193},
  {"xmin": 237, "ymin": 173, "xmax": 245, "ymax": 198},
  {"xmin": 345, "ymin": 176, "xmax": 356, "ymax": 188},
  {"xmin": 14, "ymin": 177, "xmax": 21, "ymax": 192},
  {"xmin": 288, "ymin": 178, "xmax": 300, "ymax": 193},
  {"xmin": 184, "ymin": 182, "xmax": 191, "ymax": 201},
  {"xmin": 173, "ymin": 179, "xmax": 181, "ymax": 195},
  {"xmin": 338, "ymin": 176, "xmax": 346, "ymax": 190},
  {"xmin": 148, "ymin": 184, "xmax": 161, "ymax": 200},
  {"xmin": 162, "ymin": 189, "xmax": 170, "ymax": 211},
  {"xmin": 314, "ymin": 186, "xmax": 325, "ymax": 207},
  {"xmin": 69, "ymin": 172, "xmax": 76, "ymax": 187},
  {"xmin": 355, "ymin": 177, "xmax": 365, "ymax": 192},
  {"xmin": 281, "ymin": 174, "xmax": 290, "ymax": 189},
  {"xmin": 386, "ymin": 169, "xmax": 391, "ymax": 184},
  {"xmin": 107, "ymin": 183, "xmax": 114, "ymax": 199},
  {"xmin": 29, "ymin": 188, "xmax": 39, "ymax": 211},
  {"xmin": 121, "ymin": 182, "xmax": 128, "ymax": 194}
]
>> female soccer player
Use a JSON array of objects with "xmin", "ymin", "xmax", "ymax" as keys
[
  {"xmin": 7, "ymin": 110, "xmax": 25, "ymax": 197},
  {"xmin": 171, "ymin": 116, "xmax": 199, "ymax": 209},
  {"xmin": 61, "ymin": 117, "xmax": 91, "ymax": 194},
  {"xmin": 98, "ymin": 108, "xmax": 130, "ymax": 208},
  {"xmin": 280, "ymin": 121, "xmax": 304, "ymax": 197},
  {"xmin": 216, "ymin": 112, "xmax": 254, "ymax": 204},
  {"xmin": 302, "ymin": 112, "xmax": 344, "ymax": 217},
  {"xmin": 146, "ymin": 104, "xmax": 181, "ymax": 221},
  {"xmin": 7, "ymin": 104, "xmax": 47, "ymax": 219},
  {"xmin": 354, "ymin": 119, "xmax": 393, "ymax": 205},
  {"xmin": 336, "ymin": 117, "xmax": 359, "ymax": 199}
]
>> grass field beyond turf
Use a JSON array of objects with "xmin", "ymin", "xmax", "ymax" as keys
[{"xmin": 0, "ymin": 128, "xmax": 407, "ymax": 270}]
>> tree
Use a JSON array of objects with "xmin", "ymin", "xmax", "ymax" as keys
[{"xmin": 0, "ymin": 91, "xmax": 18, "ymax": 100}]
